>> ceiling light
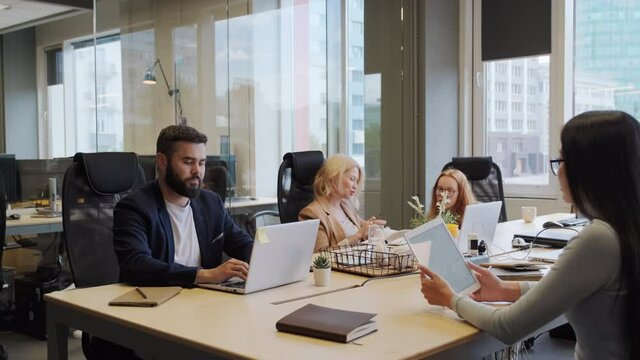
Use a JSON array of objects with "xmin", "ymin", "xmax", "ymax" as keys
[{"xmin": 0, "ymin": 4, "xmax": 11, "ymax": 11}]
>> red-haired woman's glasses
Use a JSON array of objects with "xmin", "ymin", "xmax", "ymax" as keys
[{"xmin": 549, "ymin": 158, "xmax": 564, "ymax": 176}]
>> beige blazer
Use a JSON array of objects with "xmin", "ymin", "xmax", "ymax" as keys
[{"xmin": 298, "ymin": 197, "xmax": 363, "ymax": 252}]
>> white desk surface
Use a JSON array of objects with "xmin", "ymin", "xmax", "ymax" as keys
[
  {"xmin": 489, "ymin": 212, "xmax": 574, "ymax": 260},
  {"xmin": 225, "ymin": 197, "xmax": 277, "ymax": 210},
  {"xmin": 2, "ymin": 197, "xmax": 278, "ymax": 236},
  {"xmin": 46, "ymin": 213, "xmax": 573, "ymax": 360},
  {"xmin": 6, "ymin": 208, "xmax": 62, "ymax": 236}
]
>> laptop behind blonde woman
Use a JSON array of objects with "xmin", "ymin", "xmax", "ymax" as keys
[{"xmin": 458, "ymin": 201, "xmax": 502, "ymax": 253}]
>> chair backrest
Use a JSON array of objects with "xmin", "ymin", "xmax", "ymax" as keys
[
  {"xmin": 442, "ymin": 156, "xmax": 507, "ymax": 222},
  {"xmin": 277, "ymin": 151, "xmax": 325, "ymax": 223},
  {"xmin": 204, "ymin": 163, "xmax": 228, "ymax": 203},
  {"xmin": 0, "ymin": 174, "xmax": 6, "ymax": 290},
  {"xmin": 62, "ymin": 152, "xmax": 146, "ymax": 288},
  {"xmin": 245, "ymin": 210, "xmax": 281, "ymax": 238},
  {"xmin": 136, "ymin": 154, "xmax": 157, "ymax": 183}
]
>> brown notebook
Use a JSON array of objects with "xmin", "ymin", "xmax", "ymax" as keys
[
  {"xmin": 109, "ymin": 287, "xmax": 182, "ymax": 307},
  {"xmin": 276, "ymin": 303, "xmax": 377, "ymax": 343}
]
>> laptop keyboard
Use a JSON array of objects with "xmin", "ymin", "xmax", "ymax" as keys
[
  {"xmin": 222, "ymin": 280, "xmax": 246, "ymax": 289},
  {"xmin": 558, "ymin": 218, "xmax": 589, "ymax": 227}
]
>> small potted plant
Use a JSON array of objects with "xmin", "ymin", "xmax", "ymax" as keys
[
  {"xmin": 312, "ymin": 254, "xmax": 331, "ymax": 286},
  {"xmin": 407, "ymin": 194, "xmax": 460, "ymax": 237}
]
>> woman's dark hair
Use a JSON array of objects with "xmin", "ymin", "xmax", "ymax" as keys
[{"xmin": 561, "ymin": 110, "xmax": 640, "ymax": 358}]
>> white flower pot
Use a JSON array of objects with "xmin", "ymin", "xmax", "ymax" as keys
[{"xmin": 313, "ymin": 267, "xmax": 331, "ymax": 286}]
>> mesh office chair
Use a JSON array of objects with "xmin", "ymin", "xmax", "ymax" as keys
[
  {"xmin": 204, "ymin": 164, "xmax": 228, "ymax": 203},
  {"xmin": 136, "ymin": 154, "xmax": 157, "ymax": 183},
  {"xmin": 277, "ymin": 151, "xmax": 325, "ymax": 223},
  {"xmin": 442, "ymin": 156, "xmax": 507, "ymax": 222},
  {"xmin": 62, "ymin": 152, "xmax": 146, "ymax": 360},
  {"xmin": 0, "ymin": 175, "xmax": 7, "ymax": 360},
  {"xmin": 245, "ymin": 210, "xmax": 281, "ymax": 238}
]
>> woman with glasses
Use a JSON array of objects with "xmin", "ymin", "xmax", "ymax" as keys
[
  {"xmin": 427, "ymin": 169, "xmax": 477, "ymax": 226},
  {"xmin": 420, "ymin": 110, "xmax": 639, "ymax": 359}
]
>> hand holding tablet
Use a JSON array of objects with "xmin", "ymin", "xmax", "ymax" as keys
[{"xmin": 405, "ymin": 218, "xmax": 480, "ymax": 297}]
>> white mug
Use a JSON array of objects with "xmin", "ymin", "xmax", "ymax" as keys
[{"xmin": 521, "ymin": 206, "xmax": 537, "ymax": 223}]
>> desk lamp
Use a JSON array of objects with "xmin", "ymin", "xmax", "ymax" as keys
[{"xmin": 143, "ymin": 58, "xmax": 186, "ymax": 125}]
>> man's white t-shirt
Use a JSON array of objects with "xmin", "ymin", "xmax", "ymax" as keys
[{"xmin": 165, "ymin": 200, "xmax": 201, "ymax": 267}]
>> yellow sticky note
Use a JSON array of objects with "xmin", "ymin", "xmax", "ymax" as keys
[{"xmin": 255, "ymin": 228, "xmax": 269, "ymax": 244}]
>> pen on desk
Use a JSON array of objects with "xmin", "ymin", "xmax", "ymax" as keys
[{"xmin": 135, "ymin": 287, "xmax": 147, "ymax": 299}]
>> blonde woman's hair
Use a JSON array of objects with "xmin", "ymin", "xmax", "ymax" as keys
[
  {"xmin": 427, "ymin": 169, "xmax": 477, "ymax": 224},
  {"xmin": 313, "ymin": 154, "xmax": 363, "ymax": 200}
]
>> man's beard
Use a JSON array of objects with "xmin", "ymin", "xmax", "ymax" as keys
[{"xmin": 165, "ymin": 162, "xmax": 202, "ymax": 199}]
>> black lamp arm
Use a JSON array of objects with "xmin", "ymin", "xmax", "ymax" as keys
[{"xmin": 153, "ymin": 58, "xmax": 175, "ymax": 97}]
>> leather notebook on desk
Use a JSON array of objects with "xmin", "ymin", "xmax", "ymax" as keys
[
  {"xmin": 276, "ymin": 303, "xmax": 377, "ymax": 343},
  {"xmin": 109, "ymin": 287, "xmax": 182, "ymax": 307}
]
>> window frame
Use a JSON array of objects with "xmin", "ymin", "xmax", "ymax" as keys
[{"xmin": 469, "ymin": 0, "xmax": 573, "ymax": 199}]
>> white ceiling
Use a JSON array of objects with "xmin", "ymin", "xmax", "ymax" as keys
[{"xmin": 0, "ymin": 0, "xmax": 83, "ymax": 33}]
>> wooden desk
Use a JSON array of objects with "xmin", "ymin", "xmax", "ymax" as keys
[
  {"xmin": 6, "ymin": 210, "xmax": 62, "ymax": 236},
  {"xmin": 46, "ymin": 271, "xmax": 368, "ymax": 360},
  {"xmin": 490, "ymin": 212, "xmax": 573, "ymax": 254},
  {"xmin": 2, "ymin": 198, "xmax": 278, "ymax": 237},
  {"xmin": 226, "ymin": 196, "xmax": 277, "ymax": 212},
  {"xmin": 46, "ymin": 279, "xmax": 563, "ymax": 359},
  {"xmin": 46, "ymin": 214, "xmax": 572, "ymax": 359}
]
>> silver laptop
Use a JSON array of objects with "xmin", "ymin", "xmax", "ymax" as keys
[
  {"xmin": 199, "ymin": 219, "xmax": 319, "ymax": 294},
  {"xmin": 529, "ymin": 248, "xmax": 564, "ymax": 263},
  {"xmin": 458, "ymin": 201, "xmax": 502, "ymax": 253}
]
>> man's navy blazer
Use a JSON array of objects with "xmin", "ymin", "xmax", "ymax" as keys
[{"xmin": 113, "ymin": 181, "xmax": 253, "ymax": 287}]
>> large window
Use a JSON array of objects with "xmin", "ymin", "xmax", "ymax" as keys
[
  {"xmin": 58, "ymin": 34, "xmax": 123, "ymax": 156},
  {"xmin": 481, "ymin": 56, "xmax": 550, "ymax": 188},
  {"xmin": 473, "ymin": 0, "xmax": 640, "ymax": 200},
  {"xmin": 574, "ymin": 1, "xmax": 640, "ymax": 119}
]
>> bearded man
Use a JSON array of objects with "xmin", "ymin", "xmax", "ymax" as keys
[{"xmin": 113, "ymin": 125, "xmax": 252, "ymax": 286}]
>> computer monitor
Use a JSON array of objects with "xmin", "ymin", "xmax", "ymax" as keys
[
  {"xmin": 206, "ymin": 155, "xmax": 236, "ymax": 196},
  {"xmin": 16, "ymin": 158, "xmax": 73, "ymax": 202},
  {"xmin": 0, "ymin": 154, "xmax": 18, "ymax": 202}
]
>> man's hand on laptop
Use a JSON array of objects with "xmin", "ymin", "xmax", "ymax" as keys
[{"xmin": 196, "ymin": 258, "xmax": 250, "ymax": 284}]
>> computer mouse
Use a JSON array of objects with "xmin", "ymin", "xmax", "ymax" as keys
[
  {"xmin": 542, "ymin": 220, "xmax": 564, "ymax": 229},
  {"xmin": 512, "ymin": 237, "xmax": 527, "ymax": 248},
  {"xmin": 7, "ymin": 214, "xmax": 20, "ymax": 220}
]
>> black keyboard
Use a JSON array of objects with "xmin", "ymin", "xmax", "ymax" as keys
[
  {"xmin": 557, "ymin": 218, "xmax": 589, "ymax": 227},
  {"xmin": 16, "ymin": 238, "xmax": 38, "ymax": 247},
  {"xmin": 222, "ymin": 280, "xmax": 246, "ymax": 289}
]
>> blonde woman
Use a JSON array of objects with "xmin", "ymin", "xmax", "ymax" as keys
[
  {"xmin": 427, "ymin": 169, "xmax": 477, "ymax": 226},
  {"xmin": 299, "ymin": 154, "xmax": 386, "ymax": 252}
]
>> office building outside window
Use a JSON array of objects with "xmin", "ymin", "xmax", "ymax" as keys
[
  {"xmin": 574, "ymin": 0, "xmax": 640, "ymax": 120},
  {"xmin": 484, "ymin": 56, "xmax": 549, "ymax": 186}
]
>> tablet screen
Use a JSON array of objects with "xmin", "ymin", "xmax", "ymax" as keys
[{"xmin": 405, "ymin": 218, "xmax": 480, "ymax": 295}]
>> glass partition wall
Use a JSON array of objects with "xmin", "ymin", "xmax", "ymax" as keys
[
  {"xmin": 30, "ymin": 0, "xmax": 381, "ymax": 212},
  {"xmin": 88, "ymin": 0, "xmax": 338, "ymax": 201}
]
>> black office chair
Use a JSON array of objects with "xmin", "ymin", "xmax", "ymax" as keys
[
  {"xmin": 442, "ymin": 156, "xmax": 507, "ymax": 222},
  {"xmin": 136, "ymin": 154, "xmax": 157, "ymax": 183},
  {"xmin": 204, "ymin": 164, "xmax": 228, "ymax": 203},
  {"xmin": 245, "ymin": 210, "xmax": 281, "ymax": 238},
  {"xmin": 62, "ymin": 152, "xmax": 146, "ymax": 359},
  {"xmin": 0, "ymin": 174, "xmax": 8, "ymax": 360},
  {"xmin": 277, "ymin": 151, "xmax": 325, "ymax": 223}
]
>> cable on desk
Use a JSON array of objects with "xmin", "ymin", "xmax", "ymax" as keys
[
  {"xmin": 359, "ymin": 271, "xmax": 419, "ymax": 287},
  {"xmin": 487, "ymin": 227, "xmax": 580, "ymax": 263}
]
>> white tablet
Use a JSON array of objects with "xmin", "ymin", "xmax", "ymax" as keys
[{"xmin": 405, "ymin": 217, "xmax": 481, "ymax": 296}]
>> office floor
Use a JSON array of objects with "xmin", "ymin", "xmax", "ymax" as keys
[
  {"xmin": 0, "ymin": 330, "xmax": 83, "ymax": 360},
  {"xmin": 0, "ymin": 329, "xmax": 573, "ymax": 360}
]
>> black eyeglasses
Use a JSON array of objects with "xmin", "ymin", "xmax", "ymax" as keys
[{"xmin": 549, "ymin": 158, "xmax": 564, "ymax": 176}]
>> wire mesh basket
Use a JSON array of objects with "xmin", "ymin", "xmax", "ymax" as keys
[{"xmin": 321, "ymin": 243, "xmax": 418, "ymax": 277}]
